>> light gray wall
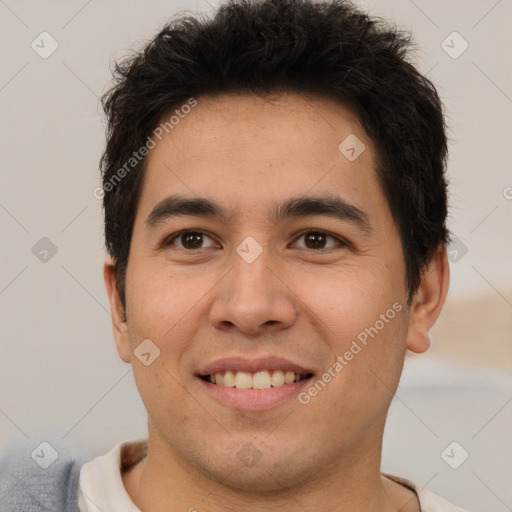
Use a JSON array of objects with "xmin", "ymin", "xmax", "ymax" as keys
[{"xmin": 1, "ymin": 1, "xmax": 511, "ymax": 511}]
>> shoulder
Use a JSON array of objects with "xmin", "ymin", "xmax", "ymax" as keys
[
  {"xmin": 0, "ymin": 443, "xmax": 88, "ymax": 512},
  {"xmin": 418, "ymin": 486, "xmax": 471, "ymax": 512},
  {"xmin": 383, "ymin": 473, "xmax": 471, "ymax": 512}
]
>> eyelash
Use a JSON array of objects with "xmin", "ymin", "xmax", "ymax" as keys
[{"xmin": 163, "ymin": 229, "xmax": 350, "ymax": 252}]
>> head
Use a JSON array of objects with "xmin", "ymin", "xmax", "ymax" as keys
[{"xmin": 101, "ymin": 0, "xmax": 450, "ymax": 494}]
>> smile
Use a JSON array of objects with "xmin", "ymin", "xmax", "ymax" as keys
[
  {"xmin": 200, "ymin": 370, "xmax": 313, "ymax": 389},
  {"xmin": 196, "ymin": 356, "xmax": 315, "ymax": 410}
]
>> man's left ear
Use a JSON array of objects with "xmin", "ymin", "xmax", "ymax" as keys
[{"xmin": 406, "ymin": 244, "xmax": 450, "ymax": 353}]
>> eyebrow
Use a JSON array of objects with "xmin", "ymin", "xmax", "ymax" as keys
[{"xmin": 146, "ymin": 194, "xmax": 371, "ymax": 232}]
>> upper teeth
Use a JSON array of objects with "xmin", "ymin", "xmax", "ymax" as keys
[{"xmin": 207, "ymin": 370, "xmax": 305, "ymax": 389}]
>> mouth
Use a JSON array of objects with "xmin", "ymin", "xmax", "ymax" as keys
[
  {"xmin": 196, "ymin": 356, "xmax": 315, "ymax": 410},
  {"xmin": 199, "ymin": 370, "xmax": 314, "ymax": 389}
]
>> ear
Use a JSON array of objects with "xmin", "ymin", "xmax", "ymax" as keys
[
  {"xmin": 406, "ymin": 245, "xmax": 450, "ymax": 354},
  {"xmin": 104, "ymin": 259, "xmax": 131, "ymax": 363}
]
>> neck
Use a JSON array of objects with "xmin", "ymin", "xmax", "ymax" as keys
[{"xmin": 122, "ymin": 422, "xmax": 418, "ymax": 512}]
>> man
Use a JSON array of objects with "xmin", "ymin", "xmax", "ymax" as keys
[{"xmin": 1, "ymin": 0, "xmax": 471, "ymax": 510}]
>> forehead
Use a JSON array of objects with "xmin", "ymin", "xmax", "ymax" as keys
[
  {"xmin": 157, "ymin": 91, "xmax": 368, "ymax": 159},
  {"xmin": 137, "ymin": 91, "xmax": 385, "ymax": 224}
]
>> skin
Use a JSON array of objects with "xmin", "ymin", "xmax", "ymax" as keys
[{"xmin": 104, "ymin": 91, "xmax": 450, "ymax": 511}]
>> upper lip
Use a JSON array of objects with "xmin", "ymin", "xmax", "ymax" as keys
[{"xmin": 197, "ymin": 356, "xmax": 315, "ymax": 376}]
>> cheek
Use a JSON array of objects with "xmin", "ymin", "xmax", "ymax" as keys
[
  {"xmin": 292, "ymin": 259, "xmax": 404, "ymax": 341},
  {"xmin": 125, "ymin": 259, "xmax": 203, "ymax": 348},
  {"xmin": 132, "ymin": 361, "xmax": 193, "ymax": 437},
  {"xmin": 292, "ymin": 263, "xmax": 408, "ymax": 408}
]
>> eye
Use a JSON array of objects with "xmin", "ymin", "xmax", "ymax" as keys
[
  {"xmin": 164, "ymin": 230, "xmax": 218, "ymax": 251},
  {"xmin": 291, "ymin": 230, "xmax": 348, "ymax": 251},
  {"xmin": 163, "ymin": 229, "xmax": 349, "ymax": 253}
]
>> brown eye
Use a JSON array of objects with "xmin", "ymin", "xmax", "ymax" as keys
[
  {"xmin": 180, "ymin": 232, "xmax": 204, "ymax": 249},
  {"xmin": 304, "ymin": 232, "xmax": 327, "ymax": 249},
  {"xmin": 292, "ymin": 230, "xmax": 347, "ymax": 251},
  {"xmin": 166, "ymin": 231, "xmax": 217, "ymax": 251}
]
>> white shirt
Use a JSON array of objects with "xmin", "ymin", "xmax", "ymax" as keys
[{"xmin": 78, "ymin": 440, "xmax": 470, "ymax": 512}]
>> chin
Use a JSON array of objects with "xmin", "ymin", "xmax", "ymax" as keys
[
  {"xmin": 208, "ymin": 463, "xmax": 303, "ymax": 494},
  {"xmin": 196, "ymin": 443, "xmax": 315, "ymax": 494}
]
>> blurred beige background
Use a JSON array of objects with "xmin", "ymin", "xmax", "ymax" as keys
[
  {"xmin": 1, "ymin": 1, "xmax": 511, "ymax": 511},
  {"xmin": 432, "ymin": 287, "xmax": 512, "ymax": 372}
]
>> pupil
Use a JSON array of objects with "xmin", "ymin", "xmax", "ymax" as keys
[
  {"xmin": 183, "ymin": 233, "xmax": 203, "ymax": 249},
  {"xmin": 305, "ymin": 232, "xmax": 325, "ymax": 249}
]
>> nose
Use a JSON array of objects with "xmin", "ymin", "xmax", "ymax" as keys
[{"xmin": 208, "ymin": 244, "xmax": 297, "ymax": 336}]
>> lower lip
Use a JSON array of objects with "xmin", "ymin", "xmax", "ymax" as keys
[{"xmin": 198, "ymin": 377, "xmax": 312, "ymax": 411}]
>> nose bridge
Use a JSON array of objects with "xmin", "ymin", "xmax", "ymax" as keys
[
  {"xmin": 232, "ymin": 238, "xmax": 273, "ymax": 298},
  {"xmin": 209, "ymin": 238, "xmax": 296, "ymax": 334}
]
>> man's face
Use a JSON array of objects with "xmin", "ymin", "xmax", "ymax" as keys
[{"xmin": 115, "ymin": 92, "xmax": 415, "ymax": 490}]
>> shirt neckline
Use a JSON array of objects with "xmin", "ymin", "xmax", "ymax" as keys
[{"xmin": 82, "ymin": 440, "xmax": 425, "ymax": 511}]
